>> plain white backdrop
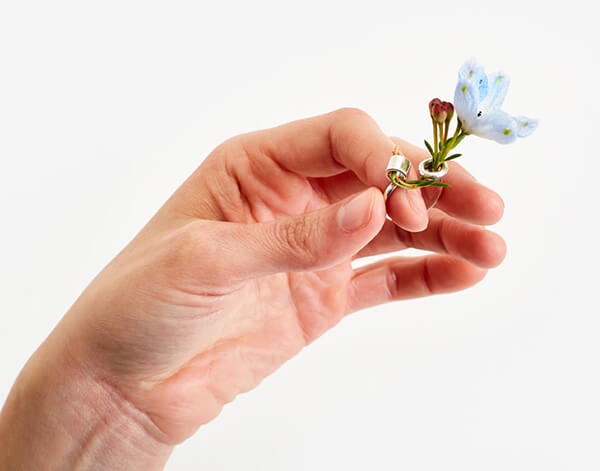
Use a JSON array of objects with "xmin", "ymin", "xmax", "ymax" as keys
[{"xmin": 1, "ymin": 1, "xmax": 598, "ymax": 469}]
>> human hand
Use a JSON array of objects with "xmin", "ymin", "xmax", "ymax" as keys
[{"xmin": 0, "ymin": 108, "xmax": 506, "ymax": 468}]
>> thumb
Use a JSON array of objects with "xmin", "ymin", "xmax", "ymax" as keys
[{"xmin": 224, "ymin": 188, "xmax": 385, "ymax": 279}]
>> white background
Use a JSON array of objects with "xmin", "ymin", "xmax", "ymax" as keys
[{"xmin": 1, "ymin": 1, "xmax": 598, "ymax": 469}]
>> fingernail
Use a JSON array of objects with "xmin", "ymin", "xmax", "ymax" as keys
[{"xmin": 337, "ymin": 190, "xmax": 374, "ymax": 233}]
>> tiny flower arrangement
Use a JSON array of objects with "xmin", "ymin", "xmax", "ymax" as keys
[{"xmin": 388, "ymin": 59, "xmax": 537, "ymax": 190}]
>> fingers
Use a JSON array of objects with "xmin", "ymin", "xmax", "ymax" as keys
[
  {"xmin": 346, "ymin": 254, "xmax": 487, "ymax": 314},
  {"xmin": 212, "ymin": 188, "xmax": 386, "ymax": 280},
  {"xmin": 241, "ymin": 108, "xmax": 428, "ymax": 231},
  {"xmin": 311, "ymin": 134, "xmax": 505, "ymax": 228},
  {"xmin": 390, "ymin": 138, "xmax": 505, "ymax": 225},
  {"xmin": 314, "ymin": 169, "xmax": 442, "ymax": 211},
  {"xmin": 437, "ymin": 162, "xmax": 505, "ymax": 225},
  {"xmin": 355, "ymin": 209, "xmax": 507, "ymax": 268}
]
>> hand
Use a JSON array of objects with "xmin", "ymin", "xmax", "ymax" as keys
[{"xmin": 0, "ymin": 108, "xmax": 506, "ymax": 468}]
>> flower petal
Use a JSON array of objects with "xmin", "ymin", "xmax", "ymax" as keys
[
  {"xmin": 478, "ymin": 72, "xmax": 510, "ymax": 115},
  {"xmin": 454, "ymin": 79, "xmax": 480, "ymax": 133},
  {"xmin": 476, "ymin": 110, "xmax": 518, "ymax": 144},
  {"xmin": 514, "ymin": 116, "xmax": 538, "ymax": 137},
  {"xmin": 458, "ymin": 59, "xmax": 488, "ymax": 101}
]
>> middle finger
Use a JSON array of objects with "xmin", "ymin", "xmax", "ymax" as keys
[{"xmin": 354, "ymin": 208, "xmax": 507, "ymax": 269}]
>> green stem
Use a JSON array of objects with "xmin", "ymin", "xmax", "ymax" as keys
[
  {"xmin": 433, "ymin": 119, "xmax": 438, "ymax": 157},
  {"xmin": 390, "ymin": 172, "xmax": 449, "ymax": 190},
  {"xmin": 389, "ymin": 119, "xmax": 469, "ymax": 191},
  {"xmin": 440, "ymin": 120, "xmax": 463, "ymax": 161},
  {"xmin": 436, "ymin": 122, "xmax": 444, "ymax": 169},
  {"xmin": 443, "ymin": 120, "xmax": 449, "ymax": 143}
]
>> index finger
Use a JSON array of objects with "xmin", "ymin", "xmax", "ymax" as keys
[{"xmin": 240, "ymin": 107, "xmax": 429, "ymax": 232}]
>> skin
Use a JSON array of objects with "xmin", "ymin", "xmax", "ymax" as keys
[{"xmin": 0, "ymin": 108, "xmax": 506, "ymax": 470}]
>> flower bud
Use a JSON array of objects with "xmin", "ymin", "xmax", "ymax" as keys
[
  {"xmin": 431, "ymin": 101, "xmax": 447, "ymax": 123},
  {"xmin": 443, "ymin": 101, "xmax": 454, "ymax": 123},
  {"xmin": 429, "ymin": 98, "xmax": 442, "ymax": 117}
]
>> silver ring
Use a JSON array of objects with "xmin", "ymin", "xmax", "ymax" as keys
[
  {"xmin": 418, "ymin": 158, "xmax": 448, "ymax": 180},
  {"xmin": 384, "ymin": 153, "xmax": 411, "ymax": 203},
  {"xmin": 386, "ymin": 154, "xmax": 411, "ymax": 180},
  {"xmin": 384, "ymin": 182, "xmax": 397, "ymax": 221},
  {"xmin": 384, "ymin": 182, "xmax": 397, "ymax": 201}
]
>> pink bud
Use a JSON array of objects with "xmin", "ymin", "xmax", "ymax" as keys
[
  {"xmin": 429, "ymin": 98, "xmax": 442, "ymax": 117},
  {"xmin": 443, "ymin": 101, "xmax": 454, "ymax": 122},
  {"xmin": 431, "ymin": 101, "xmax": 448, "ymax": 123}
]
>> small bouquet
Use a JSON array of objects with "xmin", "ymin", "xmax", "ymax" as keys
[{"xmin": 386, "ymin": 59, "xmax": 537, "ymax": 192}]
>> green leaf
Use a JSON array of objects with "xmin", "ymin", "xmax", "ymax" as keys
[
  {"xmin": 444, "ymin": 132, "xmax": 466, "ymax": 149},
  {"xmin": 429, "ymin": 181, "xmax": 450, "ymax": 187},
  {"xmin": 424, "ymin": 140, "xmax": 434, "ymax": 157},
  {"xmin": 444, "ymin": 153, "xmax": 462, "ymax": 161}
]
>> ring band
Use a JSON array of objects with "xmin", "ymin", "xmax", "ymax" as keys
[
  {"xmin": 385, "ymin": 182, "xmax": 397, "ymax": 201},
  {"xmin": 385, "ymin": 146, "xmax": 411, "ymax": 201},
  {"xmin": 418, "ymin": 158, "xmax": 448, "ymax": 179}
]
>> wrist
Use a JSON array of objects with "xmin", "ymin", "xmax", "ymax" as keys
[{"xmin": 0, "ymin": 323, "xmax": 174, "ymax": 470}]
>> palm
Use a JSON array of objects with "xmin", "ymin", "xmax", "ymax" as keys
[{"xmin": 135, "ymin": 159, "xmax": 361, "ymax": 442}]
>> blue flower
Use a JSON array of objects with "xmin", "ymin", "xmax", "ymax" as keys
[{"xmin": 454, "ymin": 59, "xmax": 537, "ymax": 144}]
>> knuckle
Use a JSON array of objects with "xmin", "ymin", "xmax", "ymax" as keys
[
  {"xmin": 167, "ymin": 222, "xmax": 229, "ymax": 282},
  {"xmin": 170, "ymin": 223, "xmax": 207, "ymax": 265},
  {"xmin": 332, "ymin": 106, "xmax": 371, "ymax": 122},
  {"xmin": 329, "ymin": 108, "xmax": 382, "ymax": 184},
  {"xmin": 384, "ymin": 266, "xmax": 400, "ymax": 300},
  {"xmin": 361, "ymin": 146, "xmax": 381, "ymax": 185},
  {"xmin": 207, "ymin": 135, "xmax": 241, "ymax": 162},
  {"xmin": 274, "ymin": 217, "xmax": 320, "ymax": 268},
  {"xmin": 435, "ymin": 216, "xmax": 453, "ymax": 255},
  {"xmin": 421, "ymin": 257, "xmax": 435, "ymax": 296}
]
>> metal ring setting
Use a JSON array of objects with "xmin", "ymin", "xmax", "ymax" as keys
[
  {"xmin": 384, "ymin": 182, "xmax": 397, "ymax": 201},
  {"xmin": 384, "ymin": 146, "xmax": 447, "ymax": 217},
  {"xmin": 418, "ymin": 158, "xmax": 448, "ymax": 180},
  {"xmin": 384, "ymin": 152, "xmax": 411, "ymax": 201},
  {"xmin": 386, "ymin": 154, "xmax": 411, "ymax": 181}
]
